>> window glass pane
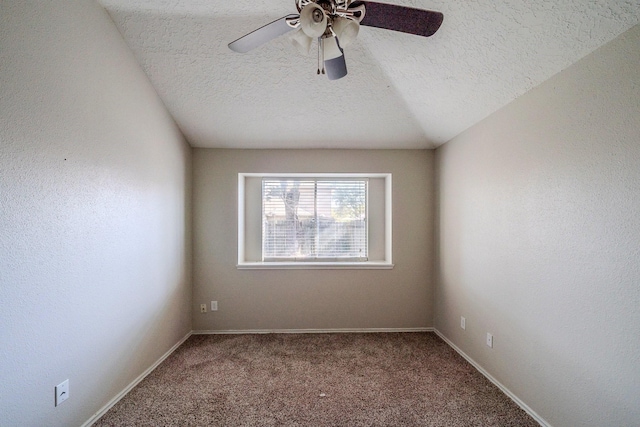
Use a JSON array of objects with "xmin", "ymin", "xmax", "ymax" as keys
[{"xmin": 262, "ymin": 179, "xmax": 367, "ymax": 261}]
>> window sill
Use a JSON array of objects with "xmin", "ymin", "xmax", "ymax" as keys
[{"xmin": 237, "ymin": 262, "xmax": 394, "ymax": 270}]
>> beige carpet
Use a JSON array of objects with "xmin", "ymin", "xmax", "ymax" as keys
[{"xmin": 94, "ymin": 333, "xmax": 539, "ymax": 426}]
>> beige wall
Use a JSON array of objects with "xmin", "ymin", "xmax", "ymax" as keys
[
  {"xmin": 435, "ymin": 24, "xmax": 640, "ymax": 426},
  {"xmin": 0, "ymin": 1, "xmax": 192, "ymax": 425},
  {"xmin": 192, "ymin": 149, "xmax": 434, "ymax": 331}
]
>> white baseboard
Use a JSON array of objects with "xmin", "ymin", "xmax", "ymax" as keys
[
  {"xmin": 193, "ymin": 327, "xmax": 434, "ymax": 335},
  {"xmin": 433, "ymin": 329, "xmax": 551, "ymax": 427},
  {"xmin": 81, "ymin": 331, "xmax": 193, "ymax": 427}
]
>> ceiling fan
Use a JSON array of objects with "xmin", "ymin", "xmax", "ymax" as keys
[{"xmin": 228, "ymin": 0, "xmax": 443, "ymax": 80}]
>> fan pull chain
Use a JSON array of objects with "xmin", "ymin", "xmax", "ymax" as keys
[
  {"xmin": 317, "ymin": 37, "xmax": 321, "ymax": 75},
  {"xmin": 321, "ymin": 37, "xmax": 325, "ymax": 75}
]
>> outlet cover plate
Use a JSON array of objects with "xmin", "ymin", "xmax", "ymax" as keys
[
  {"xmin": 460, "ymin": 316, "xmax": 466, "ymax": 330},
  {"xmin": 486, "ymin": 333, "xmax": 493, "ymax": 348}
]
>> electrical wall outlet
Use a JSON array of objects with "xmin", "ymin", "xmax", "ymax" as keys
[
  {"xmin": 211, "ymin": 301, "xmax": 218, "ymax": 311},
  {"xmin": 200, "ymin": 304, "xmax": 207, "ymax": 313},
  {"xmin": 55, "ymin": 379, "xmax": 69, "ymax": 407},
  {"xmin": 460, "ymin": 316, "xmax": 466, "ymax": 330},
  {"xmin": 486, "ymin": 333, "xmax": 493, "ymax": 348}
]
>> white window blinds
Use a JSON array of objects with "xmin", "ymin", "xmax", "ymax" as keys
[{"xmin": 262, "ymin": 178, "xmax": 368, "ymax": 261}]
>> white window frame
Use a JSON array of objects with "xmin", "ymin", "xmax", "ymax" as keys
[{"xmin": 238, "ymin": 173, "xmax": 393, "ymax": 270}]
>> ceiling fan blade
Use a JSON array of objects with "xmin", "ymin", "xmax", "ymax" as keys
[
  {"xmin": 325, "ymin": 54, "xmax": 347, "ymax": 80},
  {"xmin": 229, "ymin": 14, "xmax": 300, "ymax": 53},
  {"xmin": 323, "ymin": 36, "xmax": 347, "ymax": 80},
  {"xmin": 324, "ymin": 39, "xmax": 348, "ymax": 81},
  {"xmin": 354, "ymin": 1, "xmax": 443, "ymax": 37}
]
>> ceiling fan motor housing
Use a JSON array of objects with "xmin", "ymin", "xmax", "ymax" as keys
[{"xmin": 322, "ymin": 0, "xmax": 338, "ymax": 14}]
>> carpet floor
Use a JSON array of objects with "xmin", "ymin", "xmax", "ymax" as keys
[{"xmin": 94, "ymin": 332, "xmax": 539, "ymax": 426}]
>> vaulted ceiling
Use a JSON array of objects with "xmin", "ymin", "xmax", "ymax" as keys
[{"xmin": 98, "ymin": 0, "xmax": 640, "ymax": 149}]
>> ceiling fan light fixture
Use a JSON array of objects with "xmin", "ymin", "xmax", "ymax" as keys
[
  {"xmin": 300, "ymin": 3, "xmax": 327, "ymax": 38},
  {"xmin": 291, "ymin": 29, "xmax": 313, "ymax": 55},
  {"xmin": 332, "ymin": 17, "xmax": 359, "ymax": 48}
]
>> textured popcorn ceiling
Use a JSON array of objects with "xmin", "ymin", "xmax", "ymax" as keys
[{"xmin": 98, "ymin": 0, "xmax": 640, "ymax": 148}]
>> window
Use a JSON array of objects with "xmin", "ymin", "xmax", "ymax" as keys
[
  {"xmin": 262, "ymin": 178, "xmax": 368, "ymax": 262},
  {"xmin": 238, "ymin": 173, "xmax": 393, "ymax": 269}
]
